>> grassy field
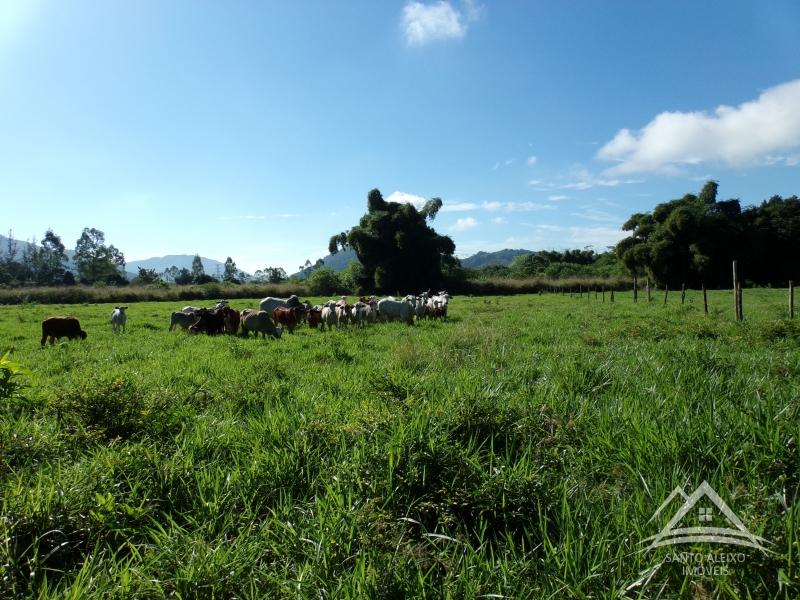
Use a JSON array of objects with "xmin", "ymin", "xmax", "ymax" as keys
[{"xmin": 0, "ymin": 289, "xmax": 798, "ymax": 598}]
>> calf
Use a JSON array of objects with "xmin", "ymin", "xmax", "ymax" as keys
[
  {"xmin": 111, "ymin": 306, "xmax": 128, "ymax": 333},
  {"xmin": 41, "ymin": 316, "xmax": 87, "ymax": 347}
]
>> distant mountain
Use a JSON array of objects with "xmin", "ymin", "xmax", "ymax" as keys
[
  {"xmin": 127, "ymin": 255, "xmax": 227, "ymax": 277},
  {"xmin": 292, "ymin": 248, "xmax": 358, "ymax": 279},
  {"xmin": 460, "ymin": 249, "xmax": 533, "ymax": 269}
]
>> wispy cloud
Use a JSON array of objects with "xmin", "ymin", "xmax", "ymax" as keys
[
  {"xmin": 526, "ymin": 155, "xmax": 538, "ymax": 166},
  {"xmin": 450, "ymin": 217, "xmax": 479, "ymax": 232},
  {"xmin": 532, "ymin": 224, "xmax": 627, "ymax": 249},
  {"xmin": 529, "ymin": 169, "xmax": 642, "ymax": 191},
  {"xmin": 442, "ymin": 200, "xmax": 555, "ymax": 213},
  {"xmin": 547, "ymin": 195, "xmax": 568, "ymax": 201},
  {"xmin": 219, "ymin": 213, "xmax": 301, "ymax": 221},
  {"xmin": 491, "ymin": 217, "xmax": 507, "ymax": 224},
  {"xmin": 598, "ymin": 79, "xmax": 800, "ymax": 175},
  {"xmin": 402, "ymin": 1, "xmax": 481, "ymax": 46},
  {"xmin": 569, "ymin": 208, "xmax": 622, "ymax": 223}
]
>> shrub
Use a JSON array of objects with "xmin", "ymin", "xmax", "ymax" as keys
[{"xmin": 307, "ymin": 267, "xmax": 344, "ymax": 295}]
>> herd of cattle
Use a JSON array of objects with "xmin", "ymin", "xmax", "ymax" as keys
[{"xmin": 39, "ymin": 292, "xmax": 452, "ymax": 346}]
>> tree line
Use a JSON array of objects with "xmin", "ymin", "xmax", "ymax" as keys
[
  {"xmin": 0, "ymin": 228, "xmax": 126, "ymax": 287},
  {"xmin": 616, "ymin": 181, "xmax": 800, "ymax": 287},
  {"xmin": 4, "ymin": 182, "xmax": 796, "ymax": 291},
  {"xmin": 0, "ymin": 228, "xmax": 289, "ymax": 288}
]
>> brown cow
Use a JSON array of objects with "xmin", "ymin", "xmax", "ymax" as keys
[
  {"xmin": 221, "ymin": 306, "xmax": 240, "ymax": 335},
  {"xmin": 41, "ymin": 316, "xmax": 87, "ymax": 347},
  {"xmin": 272, "ymin": 306, "xmax": 301, "ymax": 333},
  {"xmin": 188, "ymin": 308, "xmax": 225, "ymax": 335},
  {"xmin": 306, "ymin": 307, "xmax": 322, "ymax": 329}
]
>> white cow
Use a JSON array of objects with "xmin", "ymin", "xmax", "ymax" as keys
[
  {"xmin": 169, "ymin": 311, "xmax": 196, "ymax": 331},
  {"xmin": 428, "ymin": 292, "xmax": 451, "ymax": 318},
  {"xmin": 377, "ymin": 297, "xmax": 414, "ymax": 324},
  {"xmin": 351, "ymin": 301, "xmax": 369, "ymax": 327},
  {"xmin": 240, "ymin": 309, "xmax": 283, "ymax": 339},
  {"xmin": 320, "ymin": 302, "xmax": 337, "ymax": 331},
  {"xmin": 415, "ymin": 292, "xmax": 429, "ymax": 319},
  {"xmin": 335, "ymin": 303, "xmax": 351, "ymax": 328},
  {"xmin": 259, "ymin": 295, "xmax": 301, "ymax": 315},
  {"xmin": 111, "ymin": 306, "xmax": 128, "ymax": 333}
]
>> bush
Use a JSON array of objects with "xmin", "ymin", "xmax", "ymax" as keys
[{"xmin": 307, "ymin": 267, "xmax": 344, "ymax": 295}]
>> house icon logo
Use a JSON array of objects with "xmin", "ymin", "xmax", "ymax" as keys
[{"xmin": 642, "ymin": 480, "xmax": 769, "ymax": 552}]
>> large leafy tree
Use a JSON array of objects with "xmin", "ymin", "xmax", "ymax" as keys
[
  {"xmin": 616, "ymin": 181, "xmax": 799, "ymax": 287},
  {"xmin": 223, "ymin": 257, "xmax": 240, "ymax": 283},
  {"xmin": 32, "ymin": 229, "xmax": 69, "ymax": 285},
  {"xmin": 73, "ymin": 228, "xmax": 126, "ymax": 285},
  {"xmin": 328, "ymin": 189, "xmax": 456, "ymax": 293}
]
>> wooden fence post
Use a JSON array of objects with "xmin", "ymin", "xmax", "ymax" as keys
[
  {"xmin": 646, "ymin": 278, "xmax": 651, "ymax": 303},
  {"xmin": 732, "ymin": 260, "xmax": 741, "ymax": 322},
  {"xmin": 738, "ymin": 282, "xmax": 743, "ymax": 321},
  {"xmin": 664, "ymin": 285, "xmax": 669, "ymax": 305},
  {"xmin": 681, "ymin": 283, "xmax": 686, "ymax": 305},
  {"xmin": 702, "ymin": 283, "xmax": 708, "ymax": 315},
  {"xmin": 790, "ymin": 281, "xmax": 795, "ymax": 319},
  {"xmin": 633, "ymin": 276, "xmax": 638, "ymax": 303},
  {"xmin": 602, "ymin": 287, "xmax": 605, "ymax": 302}
]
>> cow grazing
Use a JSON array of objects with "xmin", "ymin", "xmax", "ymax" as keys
[
  {"xmin": 169, "ymin": 311, "xmax": 196, "ymax": 331},
  {"xmin": 377, "ymin": 298, "xmax": 414, "ymax": 324},
  {"xmin": 188, "ymin": 308, "xmax": 225, "ymax": 335},
  {"xmin": 240, "ymin": 309, "xmax": 283, "ymax": 339},
  {"xmin": 272, "ymin": 306, "xmax": 301, "ymax": 333},
  {"xmin": 181, "ymin": 306, "xmax": 202, "ymax": 314},
  {"xmin": 111, "ymin": 306, "xmax": 128, "ymax": 333},
  {"xmin": 41, "ymin": 316, "xmax": 87, "ymax": 347}
]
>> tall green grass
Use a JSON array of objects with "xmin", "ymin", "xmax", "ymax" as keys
[{"xmin": 0, "ymin": 289, "xmax": 797, "ymax": 598}]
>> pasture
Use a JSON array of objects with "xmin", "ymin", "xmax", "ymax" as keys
[{"xmin": 1, "ymin": 290, "xmax": 798, "ymax": 598}]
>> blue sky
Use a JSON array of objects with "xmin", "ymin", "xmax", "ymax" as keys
[{"xmin": 2, "ymin": 0, "xmax": 799, "ymax": 274}]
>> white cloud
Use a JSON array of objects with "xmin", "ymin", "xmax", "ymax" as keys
[
  {"xmin": 450, "ymin": 217, "xmax": 479, "ymax": 232},
  {"xmin": 491, "ymin": 217, "xmax": 507, "ymax": 224},
  {"xmin": 386, "ymin": 191, "xmax": 427, "ymax": 208},
  {"xmin": 548, "ymin": 195, "xmax": 568, "ymax": 201},
  {"xmin": 533, "ymin": 224, "xmax": 627, "ymax": 249},
  {"xmin": 598, "ymin": 79, "xmax": 800, "ymax": 175},
  {"xmin": 526, "ymin": 155, "xmax": 538, "ymax": 166},
  {"xmin": 402, "ymin": 1, "xmax": 476, "ymax": 46},
  {"xmin": 442, "ymin": 201, "xmax": 479, "ymax": 212}
]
